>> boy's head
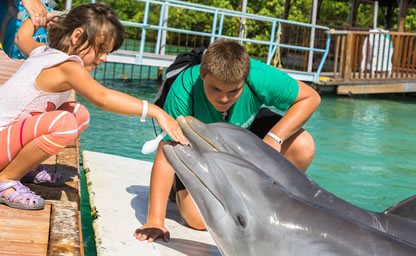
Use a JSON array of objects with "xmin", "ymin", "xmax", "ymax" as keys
[
  {"xmin": 200, "ymin": 40, "xmax": 251, "ymax": 112},
  {"xmin": 200, "ymin": 40, "xmax": 250, "ymax": 83},
  {"xmin": 48, "ymin": 3, "xmax": 124, "ymax": 58}
]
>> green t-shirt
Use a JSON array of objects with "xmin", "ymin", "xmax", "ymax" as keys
[{"xmin": 164, "ymin": 58, "xmax": 299, "ymax": 129}]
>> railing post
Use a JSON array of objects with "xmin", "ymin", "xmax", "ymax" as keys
[
  {"xmin": 343, "ymin": 32, "xmax": 354, "ymax": 81},
  {"xmin": 210, "ymin": 10, "xmax": 218, "ymax": 44},
  {"xmin": 308, "ymin": 0, "xmax": 318, "ymax": 73},
  {"xmin": 138, "ymin": 0, "xmax": 150, "ymax": 65},
  {"xmin": 66, "ymin": 0, "xmax": 72, "ymax": 10},
  {"xmin": 218, "ymin": 13, "xmax": 225, "ymax": 37},
  {"xmin": 267, "ymin": 20, "xmax": 277, "ymax": 65},
  {"xmin": 238, "ymin": 0, "xmax": 247, "ymax": 44},
  {"xmin": 315, "ymin": 32, "xmax": 331, "ymax": 81},
  {"xmin": 155, "ymin": 2, "xmax": 167, "ymax": 55}
]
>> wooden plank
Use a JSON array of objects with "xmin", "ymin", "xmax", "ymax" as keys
[
  {"xmin": 343, "ymin": 33, "xmax": 353, "ymax": 81},
  {"xmin": 47, "ymin": 200, "xmax": 81, "ymax": 256},
  {"xmin": 337, "ymin": 82, "xmax": 416, "ymax": 95},
  {"xmin": 0, "ymin": 204, "xmax": 51, "ymax": 256},
  {"xmin": 0, "ymin": 241, "xmax": 47, "ymax": 256}
]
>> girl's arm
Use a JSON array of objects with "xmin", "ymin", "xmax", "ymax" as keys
[
  {"xmin": 15, "ymin": 18, "xmax": 45, "ymax": 58},
  {"xmin": 60, "ymin": 61, "xmax": 189, "ymax": 145},
  {"xmin": 15, "ymin": 12, "xmax": 58, "ymax": 58}
]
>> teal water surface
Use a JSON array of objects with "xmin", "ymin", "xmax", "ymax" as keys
[{"xmin": 78, "ymin": 81, "xmax": 416, "ymax": 255}]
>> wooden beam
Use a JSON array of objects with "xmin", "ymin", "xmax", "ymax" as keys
[
  {"xmin": 337, "ymin": 82, "xmax": 416, "ymax": 94},
  {"xmin": 47, "ymin": 200, "xmax": 81, "ymax": 256}
]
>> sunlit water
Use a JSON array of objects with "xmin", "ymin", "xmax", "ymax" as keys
[{"xmin": 77, "ymin": 80, "xmax": 416, "ymax": 255}]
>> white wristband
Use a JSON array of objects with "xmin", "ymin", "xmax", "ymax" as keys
[
  {"xmin": 140, "ymin": 100, "xmax": 148, "ymax": 122},
  {"xmin": 267, "ymin": 131, "xmax": 283, "ymax": 145}
]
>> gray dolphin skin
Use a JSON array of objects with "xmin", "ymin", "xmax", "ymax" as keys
[{"xmin": 162, "ymin": 116, "xmax": 416, "ymax": 256}]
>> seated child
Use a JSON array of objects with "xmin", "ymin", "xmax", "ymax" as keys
[{"xmin": 0, "ymin": 3, "xmax": 188, "ymax": 210}]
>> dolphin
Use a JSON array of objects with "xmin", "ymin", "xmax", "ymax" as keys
[{"xmin": 162, "ymin": 116, "xmax": 416, "ymax": 253}]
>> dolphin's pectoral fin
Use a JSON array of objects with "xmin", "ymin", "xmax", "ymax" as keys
[{"xmin": 383, "ymin": 195, "xmax": 416, "ymax": 222}]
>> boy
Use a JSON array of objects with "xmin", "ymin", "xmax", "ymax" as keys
[{"xmin": 134, "ymin": 40, "xmax": 321, "ymax": 242}]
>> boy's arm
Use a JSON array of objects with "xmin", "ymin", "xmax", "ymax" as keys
[
  {"xmin": 134, "ymin": 142, "xmax": 174, "ymax": 242},
  {"xmin": 14, "ymin": 18, "xmax": 45, "ymax": 58},
  {"xmin": 264, "ymin": 80, "xmax": 320, "ymax": 147}
]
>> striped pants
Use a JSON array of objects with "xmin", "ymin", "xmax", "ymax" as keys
[{"xmin": 0, "ymin": 102, "xmax": 89, "ymax": 171}]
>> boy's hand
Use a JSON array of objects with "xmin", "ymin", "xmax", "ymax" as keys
[
  {"xmin": 21, "ymin": 0, "xmax": 48, "ymax": 28},
  {"xmin": 134, "ymin": 224, "xmax": 170, "ymax": 242},
  {"xmin": 154, "ymin": 112, "xmax": 189, "ymax": 146}
]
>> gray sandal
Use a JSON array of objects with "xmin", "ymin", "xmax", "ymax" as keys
[{"xmin": 0, "ymin": 180, "xmax": 45, "ymax": 210}]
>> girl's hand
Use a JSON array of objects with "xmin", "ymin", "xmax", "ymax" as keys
[
  {"xmin": 154, "ymin": 111, "xmax": 189, "ymax": 145},
  {"xmin": 21, "ymin": 0, "xmax": 48, "ymax": 28}
]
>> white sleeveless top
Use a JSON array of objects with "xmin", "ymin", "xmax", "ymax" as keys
[{"xmin": 0, "ymin": 46, "xmax": 83, "ymax": 131}]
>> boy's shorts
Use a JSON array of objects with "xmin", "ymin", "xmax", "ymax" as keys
[
  {"xmin": 174, "ymin": 107, "xmax": 282, "ymax": 192},
  {"xmin": 0, "ymin": 0, "xmax": 52, "ymax": 59}
]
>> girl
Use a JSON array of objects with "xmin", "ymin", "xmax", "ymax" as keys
[{"xmin": 0, "ymin": 3, "xmax": 188, "ymax": 210}]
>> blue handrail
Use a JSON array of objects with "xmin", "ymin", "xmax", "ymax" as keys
[{"xmin": 106, "ymin": 0, "xmax": 332, "ymax": 81}]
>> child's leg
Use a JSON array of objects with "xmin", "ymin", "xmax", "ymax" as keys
[
  {"xmin": 23, "ymin": 102, "xmax": 90, "ymax": 182},
  {"xmin": 57, "ymin": 101, "xmax": 90, "ymax": 134},
  {"xmin": 0, "ymin": 103, "xmax": 89, "ymax": 206},
  {"xmin": 0, "ymin": 110, "xmax": 79, "ymax": 178}
]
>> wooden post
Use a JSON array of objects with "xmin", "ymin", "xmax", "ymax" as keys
[
  {"xmin": 347, "ymin": 0, "xmax": 360, "ymax": 29},
  {"xmin": 343, "ymin": 32, "xmax": 354, "ymax": 81},
  {"xmin": 397, "ymin": 0, "xmax": 410, "ymax": 32},
  {"xmin": 385, "ymin": 2, "xmax": 394, "ymax": 30}
]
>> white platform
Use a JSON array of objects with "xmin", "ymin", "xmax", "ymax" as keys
[{"xmin": 82, "ymin": 150, "xmax": 221, "ymax": 256}]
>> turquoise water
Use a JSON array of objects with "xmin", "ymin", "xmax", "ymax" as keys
[{"xmin": 78, "ymin": 81, "xmax": 416, "ymax": 255}]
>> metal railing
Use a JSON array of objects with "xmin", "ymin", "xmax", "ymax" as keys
[{"xmin": 103, "ymin": 0, "xmax": 331, "ymax": 82}]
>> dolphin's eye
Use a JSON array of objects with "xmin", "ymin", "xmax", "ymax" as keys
[{"xmin": 236, "ymin": 214, "xmax": 247, "ymax": 228}]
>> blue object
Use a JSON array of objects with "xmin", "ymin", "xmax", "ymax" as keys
[{"xmin": 0, "ymin": 0, "xmax": 54, "ymax": 59}]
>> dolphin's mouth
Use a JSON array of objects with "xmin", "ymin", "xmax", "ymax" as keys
[
  {"xmin": 177, "ymin": 116, "xmax": 224, "ymax": 152},
  {"xmin": 164, "ymin": 140, "xmax": 226, "ymax": 209}
]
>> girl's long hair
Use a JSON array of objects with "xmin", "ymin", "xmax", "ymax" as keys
[{"xmin": 48, "ymin": 3, "xmax": 124, "ymax": 55}]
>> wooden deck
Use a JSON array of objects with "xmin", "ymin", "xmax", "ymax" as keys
[
  {"xmin": 0, "ymin": 50, "xmax": 84, "ymax": 256},
  {"xmin": 0, "ymin": 205, "xmax": 51, "ymax": 256}
]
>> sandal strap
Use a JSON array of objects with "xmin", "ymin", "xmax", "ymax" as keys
[
  {"xmin": 0, "ymin": 180, "xmax": 41, "ymax": 206},
  {"xmin": 27, "ymin": 165, "xmax": 62, "ymax": 183},
  {"xmin": 0, "ymin": 181, "xmax": 16, "ymax": 197}
]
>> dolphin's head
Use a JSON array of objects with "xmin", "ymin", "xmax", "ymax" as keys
[
  {"xmin": 163, "ymin": 116, "xmax": 286, "ymax": 255},
  {"xmin": 163, "ymin": 141, "xmax": 282, "ymax": 255}
]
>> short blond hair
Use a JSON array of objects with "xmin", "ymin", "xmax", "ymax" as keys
[{"xmin": 200, "ymin": 40, "xmax": 250, "ymax": 84}]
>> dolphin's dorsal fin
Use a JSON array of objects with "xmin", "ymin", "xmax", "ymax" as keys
[{"xmin": 383, "ymin": 195, "xmax": 416, "ymax": 222}]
